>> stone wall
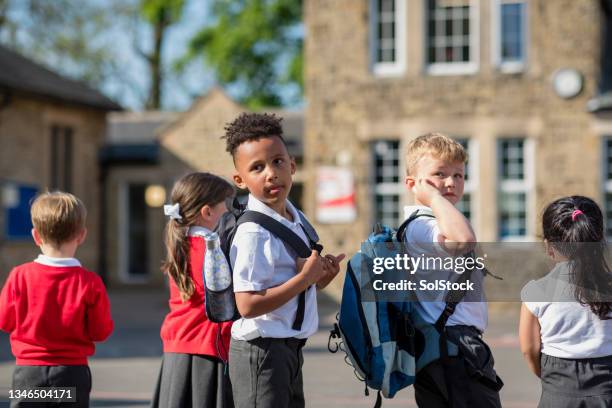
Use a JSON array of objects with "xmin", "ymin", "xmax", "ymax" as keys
[
  {"xmin": 0, "ymin": 95, "xmax": 107, "ymax": 281},
  {"xmin": 304, "ymin": 0, "xmax": 605, "ymax": 297}
]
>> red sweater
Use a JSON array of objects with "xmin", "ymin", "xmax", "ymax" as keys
[
  {"xmin": 160, "ymin": 236, "xmax": 232, "ymax": 361},
  {"xmin": 0, "ymin": 262, "xmax": 114, "ymax": 365}
]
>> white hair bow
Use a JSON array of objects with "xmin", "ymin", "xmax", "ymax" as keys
[{"xmin": 164, "ymin": 203, "xmax": 182, "ymax": 220}]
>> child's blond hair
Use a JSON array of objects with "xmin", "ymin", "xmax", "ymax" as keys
[
  {"xmin": 31, "ymin": 191, "xmax": 87, "ymax": 246},
  {"xmin": 405, "ymin": 132, "xmax": 468, "ymax": 176}
]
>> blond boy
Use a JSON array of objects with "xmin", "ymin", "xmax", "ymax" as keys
[
  {"xmin": 0, "ymin": 192, "xmax": 113, "ymax": 408},
  {"xmin": 403, "ymin": 133, "xmax": 502, "ymax": 408}
]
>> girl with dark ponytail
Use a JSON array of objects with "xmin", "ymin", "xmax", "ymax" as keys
[
  {"xmin": 520, "ymin": 196, "xmax": 612, "ymax": 408},
  {"xmin": 151, "ymin": 172, "xmax": 235, "ymax": 408}
]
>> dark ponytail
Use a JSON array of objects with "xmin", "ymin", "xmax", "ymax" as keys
[
  {"xmin": 162, "ymin": 172, "xmax": 234, "ymax": 301},
  {"xmin": 542, "ymin": 196, "xmax": 612, "ymax": 319}
]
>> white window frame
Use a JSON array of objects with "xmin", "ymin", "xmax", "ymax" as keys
[
  {"xmin": 370, "ymin": 0, "xmax": 407, "ymax": 77},
  {"xmin": 371, "ymin": 140, "xmax": 403, "ymax": 227},
  {"xmin": 497, "ymin": 137, "xmax": 534, "ymax": 242},
  {"xmin": 602, "ymin": 137, "xmax": 612, "ymax": 239},
  {"xmin": 491, "ymin": 0, "xmax": 528, "ymax": 73},
  {"xmin": 425, "ymin": 0, "xmax": 480, "ymax": 76}
]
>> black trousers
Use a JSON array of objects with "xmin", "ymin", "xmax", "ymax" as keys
[
  {"xmin": 11, "ymin": 365, "xmax": 91, "ymax": 408},
  {"xmin": 414, "ymin": 326, "xmax": 503, "ymax": 408}
]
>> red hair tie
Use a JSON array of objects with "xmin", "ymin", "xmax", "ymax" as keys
[{"xmin": 571, "ymin": 209, "xmax": 584, "ymax": 221}]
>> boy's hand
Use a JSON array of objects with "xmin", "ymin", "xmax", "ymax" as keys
[
  {"xmin": 316, "ymin": 253, "xmax": 346, "ymax": 290},
  {"xmin": 414, "ymin": 178, "xmax": 443, "ymax": 208},
  {"xmin": 299, "ymin": 250, "xmax": 327, "ymax": 286},
  {"xmin": 296, "ymin": 256, "xmax": 307, "ymax": 273}
]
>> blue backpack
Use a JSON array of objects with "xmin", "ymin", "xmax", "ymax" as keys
[{"xmin": 328, "ymin": 210, "xmax": 473, "ymax": 406}]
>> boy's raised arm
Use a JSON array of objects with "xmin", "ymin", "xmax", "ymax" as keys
[{"xmin": 415, "ymin": 178, "xmax": 476, "ymax": 254}]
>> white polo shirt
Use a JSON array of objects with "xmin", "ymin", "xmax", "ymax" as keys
[
  {"xmin": 522, "ymin": 261, "xmax": 612, "ymax": 358},
  {"xmin": 230, "ymin": 194, "xmax": 318, "ymax": 340},
  {"xmin": 403, "ymin": 205, "xmax": 488, "ymax": 332}
]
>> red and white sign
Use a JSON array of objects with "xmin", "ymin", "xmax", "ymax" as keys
[{"xmin": 316, "ymin": 167, "xmax": 356, "ymax": 224}]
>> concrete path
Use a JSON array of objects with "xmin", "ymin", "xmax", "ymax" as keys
[{"xmin": 0, "ymin": 290, "xmax": 540, "ymax": 407}]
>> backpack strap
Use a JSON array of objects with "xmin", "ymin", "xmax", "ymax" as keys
[
  {"xmin": 298, "ymin": 211, "xmax": 324, "ymax": 254},
  {"xmin": 396, "ymin": 209, "xmax": 435, "ymax": 242},
  {"xmin": 237, "ymin": 211, "xmax": 312, "ymax": 257},
  {"xmin": 236, "ymin": 211, "xmax": 312, "ymax": 331}
]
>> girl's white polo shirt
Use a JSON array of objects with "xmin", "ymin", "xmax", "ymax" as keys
[
  {"xmin": 522, "ymin": 261, "xmax": 612, "ymax": 358},
  {"xmin": 230, "ymin": 194, "xmax": 318, "ymax": 340}
]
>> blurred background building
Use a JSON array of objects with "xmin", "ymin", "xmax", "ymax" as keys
[
  {"xmin": 2, "ymin": 1, "xmax": 612, "ymax": 298},
  {"xmin": 0, "ymin": 45, "xmax": 121, "ymax": 281},
  {"xmin": 303, "ymin": 0, "xmax": 612, "ymax": 294},
  {"xmin": 101, "ymin": 88, "xmax": 304, "ymax": 286}
]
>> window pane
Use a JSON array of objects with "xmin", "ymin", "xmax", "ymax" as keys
[
  {"xmin": 374, "ymin": 0, "xmax": 397, "ymax": 64},
  {"xmin": 373, "ymin": 141, "xmax": 400, "ymax": 183},
  {"xmin": 499, "ymin": 192, "xmax": 527, "ymax": 238},
  {"xmin": 606, "ymin": 139, "xmax": 612, "ymax": 180},
  {"xmin": 501, "ymin": 2, "xmax": 524, "ymax": 62},
  {"xmin": 375, "ymin": 194, "xmax": 401, "ymax": 228},
  {"xmin": 49, "ymin": 125, "xmax": 74, "ymax": 191},
  {"xmin": 606, "ymin": 192, "xmax": 612, "ymax": 237},
  {"xmin": 457, "ymin": 193, "xmax": 471, "ymax": 221},
  {"xmin": 128, "ymin": 184, "xmax": 149, "ymax": 276},
  {"xmin": 455, "ymin": 138, "xmax": 470, "ymax": 181},
  {"xmin": 500, "ymin": 139, "xmax": 525, "ymax": 180},
  {"xmin": 373, "ymin": 140, "xmax": 401, "ymax": 227},
  {"xmin": 427, "ymin": 1, "xmax": 471, "ymax": 64}
]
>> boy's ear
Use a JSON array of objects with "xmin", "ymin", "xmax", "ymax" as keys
[
  {"xmin": 290, "ymin": 156, "xmax": 296, "ymax": 175},
  {"xmin": 31, "ymin": 228, "xmax": 43, "ymax": 246},
  {"xmin": 232, "ymin": 172, "xmax": 247, "ymax": 190},
  {"xmin": 405, "ymin": 176, "xmax": 416, "ymax": 192},
  {"xmin": 77, "ymin": 228, "xmax": 87, "ymax": 245}
]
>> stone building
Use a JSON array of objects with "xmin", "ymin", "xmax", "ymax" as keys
[
  {"xmin": 303, "ymin": 0, "xmax": 612, "ymax": 290},
  {"xmin": 0, "ymin": 45, "xmax": 121, "ymax": 281},
  {"xmin": 102, "ymin": 88, "xmax": 304, "ymax": 286}
]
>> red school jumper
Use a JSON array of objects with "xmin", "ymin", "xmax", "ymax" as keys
[
  {"xmin": 0, "ymin": 261, "xmax": 114, "ymax": 365},
  {"xmin": 160, "ymin": 236, "xmax": 232, "ymax": 361}
]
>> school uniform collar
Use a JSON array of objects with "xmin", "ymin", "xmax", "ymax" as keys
[
  {"xmin": 188, "ymin": 226, "xmax": 213, "ymax": 238},
  {"xmin": 247, "ymin": 194, "xmax": 303, "ymax": 228},
  {"xmin": 34, "ymin": 254, "xmax": 81, "ymax": 267}
]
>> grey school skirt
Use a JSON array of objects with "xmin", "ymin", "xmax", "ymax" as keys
[
  {"xmin": 539, "ymin": 353, "xmax": 612, "ymax": 408},
  {"xmin": 150, "ymin": 353, "xmax": 234, "ymax": 408}
]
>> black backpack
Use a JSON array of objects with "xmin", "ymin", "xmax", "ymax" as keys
[{"xmin": 207, "ymin": 196, "xmax": 323, "ymax": 330}]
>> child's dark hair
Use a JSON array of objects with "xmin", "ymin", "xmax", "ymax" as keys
[
  {"xmin": 222, "ymin": 112, "xmax": 286, "ymax": 157},
  {"xmin": 162, "ymin": 172, "xmax": 234, "ymax": 301},
  {"xmin": 542, "ymin": 195, "xmax": 612, "ymax": 319}
]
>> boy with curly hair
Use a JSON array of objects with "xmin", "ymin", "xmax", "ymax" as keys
[{"xmin": 223, "ymin": 112, "xmax": 345, "ymax": 408}]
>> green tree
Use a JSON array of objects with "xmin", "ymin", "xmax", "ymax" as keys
[
  {"xmin": 181, "ymin": 0, "xmax": 303, "ymax": 109},
  {"xmin": 138, "ymin": 0, "xmax": 186, "ymax": 109},
  {"xmin": 0, "ymin": 0, "xmax": 122, "ymax": 89}
]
